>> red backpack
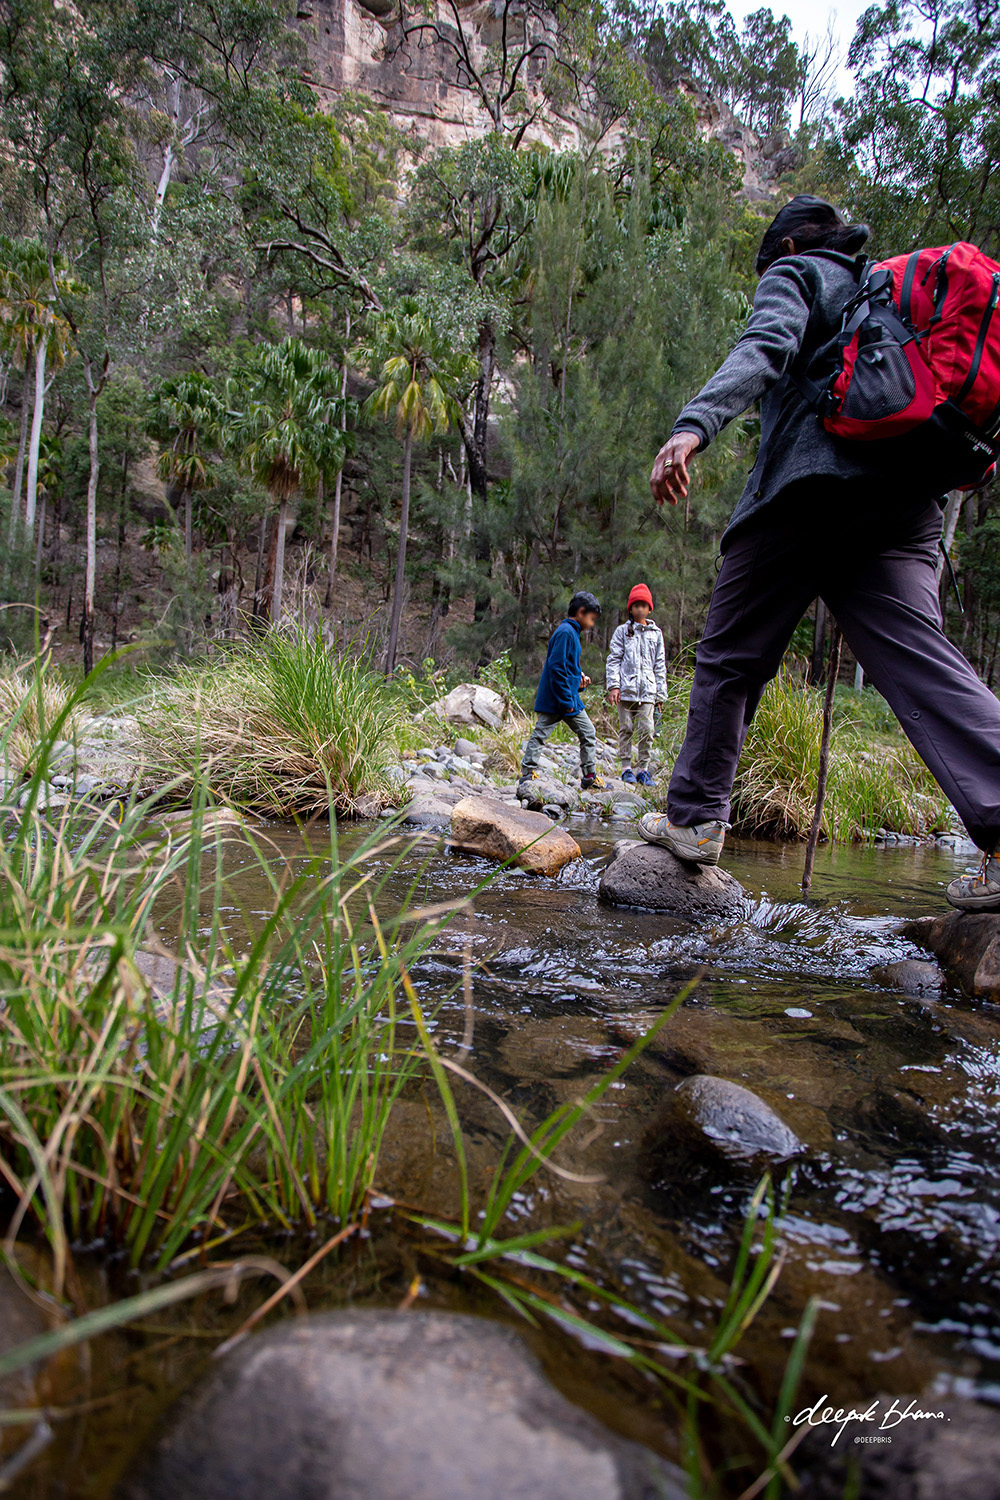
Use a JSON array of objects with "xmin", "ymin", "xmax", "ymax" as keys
[{"xmin": 800, "ymin": 242, "xmax": 1000, "ymax": 491}]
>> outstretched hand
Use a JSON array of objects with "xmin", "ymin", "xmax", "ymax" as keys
[{"xmin": 650, "ymin": 431, "xmax": 700, "ymax": 506}]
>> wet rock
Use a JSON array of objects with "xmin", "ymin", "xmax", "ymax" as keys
[
  {"xmin": 402, "ymin": 795, "xmax": 457, "ymax": 829},
  {"xmin": 599, "ymin": 841, "xmax": 746, "ymax": 920},
  {"xmin": 797, "ymin": 1395, "xmax": 1000, "ymax": 1500},
  {"xmin": 450, "ymin": 796, "xmax": 581, "ymax": 876},
  {"xmin": 121, "ymin": 1311, "xmax": 686, "ymax": 1500},
  {"xmin": 871, "ymin": 958, "xmax": 943, "ymax": 996},
  {"xmin": 517, "ymin": 777, "xmax": 577, "ymax": 811},
  {"xmin": 424, "ymin": 683, "xmax": 507, "ymax": 731},
  {"xmin": 902, "ymin": 910, "xmax": 1000, "ymax": 999},
  {"xmin": 0, "ymin": 1267, "xmax": 50, "ymax": 1409},
  {"xmin": 644, "ymin": 1075, "xmax": 802, "ymax": 1180}
]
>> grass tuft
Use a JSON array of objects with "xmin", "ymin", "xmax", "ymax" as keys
[{"xmin": 139, "ymin": 633, "xmax": 403, "ymax": 816}]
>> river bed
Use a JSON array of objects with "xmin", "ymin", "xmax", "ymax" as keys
[{"xmin": 13, "ymin": 822, "xmax": 1000, "ymax": 1496}]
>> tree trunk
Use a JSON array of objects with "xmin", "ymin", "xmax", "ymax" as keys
[
  {"xmin": 9, "ymin": 364, "xmax": 31, "ymax": 545},
  {"xmin": 25, "ymin": 338, "xmax": 47, "ymax": 537},
  {"xmin": 384, "ymin": 429, "xmax": 412, "ymax": 677},
  {"xmin": 252, "ymin": 511, "xmax": 268, "ymax": 625},
  {"xmin": 183, "ymin": 486, "xmax": 192, "ymax": 561},
  {"xmin": 467, "ymin": 317, "xmax": 495, "ymax": 627},
  {"xmin": 270, "ymin": 496, "xmax": 289, "ymax": 626},
  {"xmin": 111, "ymin": 448, "xmax": 129, "ymax": 653},
  {"xmin": 34, "ymin": 494, "xmax": 46, "ymax": 580},
  {"xmin": 810, "ymin": 598, "xmax": 828, "ymax": 684},
  {"xmin": 325, "ymin": 312, "xmax": 351, "ymax": 607},
  {"xmin": 83, "ymin": 366, "xmax": 101, "ymax": 676}
]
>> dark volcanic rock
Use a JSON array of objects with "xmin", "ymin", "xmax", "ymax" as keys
[
  {"xmin": 871, "ymin": 958, "xmax": 944, "ymax": 997},
  {"xmin": 644, "ymin": 1074, "xmax": 803, "ymax": 1184},
  {"xmin": 599, "ymin": 840, "xmax": 746, "ymax": 920},
  {"xmin": 902, "ymin": 910, "xmax": 1000, "ymax": 999},
  {"xmin": 120, "ymin": 1311, "xmax": 686, "ymax": 1500}
]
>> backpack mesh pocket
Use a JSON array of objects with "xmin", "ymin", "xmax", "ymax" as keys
[{"xmin": 842, "ymin": 329, "xmax": 916, "ymax": 421}]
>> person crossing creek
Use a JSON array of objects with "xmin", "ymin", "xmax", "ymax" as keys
[
  {"xmin": 641, "ymin": 194, "xmax": 1000, "ymax": 911},
  {"xmin": 519, "ymin": 591, "xmax": 605, "ymax": 803}
]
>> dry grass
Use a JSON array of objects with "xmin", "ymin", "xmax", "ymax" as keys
[
  {"xmin": 649, "ymin": 669, "xmax": 952, "ymax": 842},
  {"xmin": 0, "ymin": 660, "xmax": 90, "ymax": 771},
  {"xmin": 139, "ymin": 635, "xmax": 403, "ymax": 816}
]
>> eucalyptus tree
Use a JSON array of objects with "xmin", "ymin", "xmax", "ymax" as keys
[
  {"xmin": 225, "ymin": 338, "xmax": 344, "ymax": 628},
  {"xmin": 148, "ymin": 372, "xmax": 224, "ymax": 561},
  {"xmin": 362, "ymin": 298, "xmax": 473, "ymax": 676}
]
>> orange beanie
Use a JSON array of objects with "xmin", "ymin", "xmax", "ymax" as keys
[{"xmin": 627, "ymin": 584, "xmax": 653, "ymax": 612}]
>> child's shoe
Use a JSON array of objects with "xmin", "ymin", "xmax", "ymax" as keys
[
  {"xmin": 635, "ymin": 770, "xmax": 654, "ymax": 786},
  {"xmin": 621, "ymin": 768, "xmax": 636, "ymax": 784},
  {"xmin": 581, "ymin": 772, "xmax": 605, "ymax": 791}
]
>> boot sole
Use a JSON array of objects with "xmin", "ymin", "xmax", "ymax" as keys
[
  {"xmin": 638, "ymin": 825, "xmax": 722, "ymax": 866},
  {"xmin": 946, "ymin": 890, "xmax": 1000, "ymax": 912}
]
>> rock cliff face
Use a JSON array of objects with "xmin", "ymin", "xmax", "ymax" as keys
[
  {"xmin": 294, "ymin": 0, "xmax": 784, "ymax": 196},
  {"xmin": 296, "ymin": 0, "xmax": 588, "ymax": 153}
]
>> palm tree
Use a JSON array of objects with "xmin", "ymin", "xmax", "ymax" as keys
[
  {"xmin": 225, "ymin": 339, "xmax": 343, "ymax": 627},
  {"xmin": 149, "ymin": 372, "xmax": 223, "ymax": 561},
  {"xmin": 0, "ymin": 238, "xmax": 77, "ymax": 543},
  {"xmin": 362, "ymin": 299, "xmax": 472, "ymax": 676}
]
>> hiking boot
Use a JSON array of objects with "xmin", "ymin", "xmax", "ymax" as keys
[
  {"xmin": 635, "ymin": 770, "xmax": 654, "ymax": 787},
  {"xmin": 621, "ymin": 768, "xmax": 636, "ymax": 784},
  {"xmin": 946, "ymin": 852, "xmax": 1000, "ymax": 911},
  {"xmin": 637, "ymin": 813, "xmax": 729, "ymax": 866},
  {"xmin": 581, "ymin": 773, "xmax": 605, "ymax": 792}
]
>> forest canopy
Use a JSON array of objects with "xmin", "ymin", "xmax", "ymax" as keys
[{"xmin": 2, "ymin": 0, "xmax": 1000, "ymax": 684}]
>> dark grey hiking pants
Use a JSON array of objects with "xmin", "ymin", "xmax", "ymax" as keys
[{"xmin": 667, "ymin": 485, "xmax": 1000, "ymax": 851}]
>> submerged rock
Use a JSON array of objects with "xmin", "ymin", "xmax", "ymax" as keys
[
  {"xmin": 450, "ymin": 796, "xmax": 581, "ymax": 876},
  {"xmin": 902, "ymin": 911, "xmax": 1000, "ymax": 1000},
  {"xmin": 643, "ymin": 1075, "xmax": 802, "ymax": 1185},
  {"xmin": 121, "ymin": 1311, "xmax": 687, "ymax": 1500},
  {"xmin": 599, "ymin": 840, "xmax": 746, "ymax": 920},
  {"xmin": 871, "ymin": 958, "xmax": 944, "ymax": 996}
]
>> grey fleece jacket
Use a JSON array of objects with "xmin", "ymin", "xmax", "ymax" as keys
[{"xmin": 672, "ymin": 249, "xmax": 932, "ymax": 549}]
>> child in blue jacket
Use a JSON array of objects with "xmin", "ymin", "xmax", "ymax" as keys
[{"xmin": 519, "ymin": 591, "xmax": 605, "ymax": 800}]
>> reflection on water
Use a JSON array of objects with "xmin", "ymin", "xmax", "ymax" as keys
[{"xmin": 23, "ymin": 821, "xmax": 1000, "ymax": 1494}]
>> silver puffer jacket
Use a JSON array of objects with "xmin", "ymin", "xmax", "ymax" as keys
[{"xmin": 606, "ymin": 619, "xmax": 667, "ymax": 702}]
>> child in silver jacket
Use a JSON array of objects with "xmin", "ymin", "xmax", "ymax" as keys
[{"xmin": 606, "ymin": 584, "xmax": 667, "ymax": 785}]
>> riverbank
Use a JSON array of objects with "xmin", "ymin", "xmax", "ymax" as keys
[{"xmin": 4, "ymin": 646, "xmax": 959, "ymax": 849}]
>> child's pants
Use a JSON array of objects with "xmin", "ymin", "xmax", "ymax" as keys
[
  {"xmin": 618, "ymin": 701, "xmax": 655, "ymax": 770},
  {"xmin": 521, "ymin": 710, "xmax": 597, "ymax": 779}
]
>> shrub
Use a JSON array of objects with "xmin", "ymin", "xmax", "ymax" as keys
[{"xmin": 140, "ymin": 633, "xmax": 403, "ymax": 815}]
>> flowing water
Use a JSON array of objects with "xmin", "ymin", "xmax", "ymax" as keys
[{"xmin": 13, "ymin": 822, "xmax": 1000, "ymax": 1495}]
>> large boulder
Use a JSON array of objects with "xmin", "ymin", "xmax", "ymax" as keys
[
  {"xmin": 120, "ymin": 1311, "xmax": 687, "ymax": 1500},
  {"xmin": 402, "ymin": 794, "xmax": 458, "ymax": 829},
  {"xmin": 599, "ymin": 840, "xmax": 746, "ymax": 920},
  {"xmin": 902, "ymin": 911, "xmax": 1000, "ymax": 999},
  {"xmin": 425, "ymin": 683, "xmax": 508, "ymax": 730},
  {"xmin": 643, "ymin": 1075, "xmax": 802, "ymax": 1189},
  {"xmin": 517, "ymin": 776, "xmax": 578, "ymax": 811},
  {"xmin": 450, "ymin": 795, "xmax": 581, "ymax": 876}
]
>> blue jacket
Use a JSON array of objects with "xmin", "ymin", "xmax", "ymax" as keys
[{"xmin": 535, "ymin": 618, "xmax": 584, "ymax": 716}]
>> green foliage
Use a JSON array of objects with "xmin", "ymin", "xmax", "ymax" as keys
[{"xmin": 141, "ymin": 633, "xmax": 403, "ymax": 814}]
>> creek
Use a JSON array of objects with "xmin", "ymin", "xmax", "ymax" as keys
[{"xmin": 13, "ymin": 821, "xmax": 1000, "ymax": 1496}]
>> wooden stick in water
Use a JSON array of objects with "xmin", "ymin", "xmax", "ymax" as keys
[{"xmin": 802, "ymin": 625, "xmax": 842, "ymax": 894}]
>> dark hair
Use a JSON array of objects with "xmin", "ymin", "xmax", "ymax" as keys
[
  {"xmin": 755, "ymin": 195, "xmax": 869, "ymax": 276},
  {"xmin": 567, "ymin": 590, "xmax": 602, "ymax": 618}
]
